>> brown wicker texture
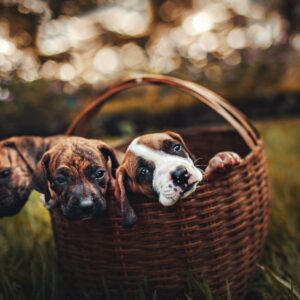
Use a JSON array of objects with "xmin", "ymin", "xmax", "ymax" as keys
[{"xmin": 51, "ymin": 75, "xmax": 270, "ymax": 299}]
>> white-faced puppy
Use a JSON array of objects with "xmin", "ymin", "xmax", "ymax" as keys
[
  {"xmin": 114, "ymin": 131, "xmax": 203, "ymax": 228},
  {"xmin": 0, "ymin": 136, "xmax": 62, "ymax": 217},
  {"xmin": 33, "ymin": 137, "xmax": 119, "ymax": 220},
  {"xmin": 115, "ymin": 131, "xmax": 242, "ymax": 229}
]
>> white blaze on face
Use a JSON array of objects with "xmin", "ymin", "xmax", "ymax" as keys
[{"xmin": 128, "ymin": 139, "xmax": 203, "ymax": 207}]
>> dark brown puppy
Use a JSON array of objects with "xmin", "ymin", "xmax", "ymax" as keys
[
  {"xmin": 114, "ymin": 131, "xmax": 242, "ymax": 228},
  {"xmin": 0, "ymin": 136, "xmax": 63, "ymax": 217},
  {"xmin": 33, "ymin": 137, "xmax": 119, "ymax": 220}
]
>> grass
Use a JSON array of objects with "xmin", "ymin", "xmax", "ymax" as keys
[
  {"xmin": 0, "ymin": 118, "xmax": 300, "ymax": 300},
  {"xmin": 246, "ymin": 118, "xmax": 300, "ymax": 300}
]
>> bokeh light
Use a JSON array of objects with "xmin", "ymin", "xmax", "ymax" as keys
[{"xmin": 0, "ymin": 0, "xmax": 298, "ymax": 92}]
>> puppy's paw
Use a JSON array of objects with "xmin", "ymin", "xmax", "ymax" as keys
[{"xmin": 205, "ymin": 152, "xmax": 242, "ymax": 179}]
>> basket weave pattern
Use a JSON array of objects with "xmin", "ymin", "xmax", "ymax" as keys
[{"xmin": 51, "ymin": 76, "xmax": 270, "ymax": 299}]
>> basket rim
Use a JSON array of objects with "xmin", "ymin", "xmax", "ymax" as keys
[
  {"xmin": 113, "ymin": 124, "xmax": 264, "ymax": 162},
  {"xmin": 66, "ymin": 75, "xmax": 259, "ymax": 151}
]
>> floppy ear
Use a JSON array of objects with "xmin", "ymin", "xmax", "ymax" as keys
[
  {"xmin": 98, "ymin": 144, "xmax": 120, "ymax": 178},
  {"xmin": 165, "ymin": 131, "xmax": 196, "ymax": 161},
  {"xmin": 2, "ymin": 136, "xmax": 44, "ymax": 172},
  {"xmin": 32, "ymin": 153, "xmax": 52, "ymax": 204},
  {"xmin": 114, "ymin": 166, "xmax": 138, "ymax": 229}
]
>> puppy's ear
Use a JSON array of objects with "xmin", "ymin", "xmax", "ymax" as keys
[
  {"xmin": 32, "ymin": 153, "xmax": 52, "ymax": 204},
  {"xmin": 165, "ymin": 131, "xmax": 196, "ymax": 161},
  {"xmin": 114, "ymin": 166, "xmax": 138, "ymax": 229},
  {"xmin": 98, "ymin": 144, "xmax": 119, "ymax": 178},
  {"xmin": 2, "ymin": 136, "xmax": 44, "ymax": 172}
]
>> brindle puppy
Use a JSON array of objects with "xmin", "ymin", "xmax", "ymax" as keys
[
  {"xmin": 114, "ymin": 131, "xmax": 242, "ymax": 228},
  {"xmin": 33, "ymin": 137, "xmax": 119, "ymax": 220},
  {"xmin": 0, "ymin": 136, "xmax": 62, "ymax": 217}
]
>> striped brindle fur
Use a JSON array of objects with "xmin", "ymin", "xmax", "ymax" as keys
[
  {"xmin": 0, "ymin": 135, "xmax": 63, "ymax": 217},
  {"xmin": 33, "ymin": 137, "xmax": 119, "ymax": 220}
]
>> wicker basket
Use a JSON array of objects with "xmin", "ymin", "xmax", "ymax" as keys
[{"xmin": 52, "ymin": 75, "xmax": 270, "ymax": 299}]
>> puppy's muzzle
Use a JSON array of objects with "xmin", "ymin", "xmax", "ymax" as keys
[
  {"xmin": 63, "ymin": 195, "xmax": 107, "ymax": 220},
  {"xmin": 0, "ymin": 191, "xmax": 11, "ymax": 201},
  {"xmin": 171, "ymin": 166, "xmax": 190, "ymax": 186},
  {"xmin": 171, "ymin": 165, "xmax": 198, "ymax": 192}
]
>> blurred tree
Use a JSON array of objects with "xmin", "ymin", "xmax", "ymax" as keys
[
  {"xmin": 0, "ymin": 0, "xmax": 299, "ymax": 137},
  {"xmin": 278, "ymin": 0, "xmax": 300, "ymax": 34},
  {"xmin": 0, "ymin": 81, "xmax": 70, "ymax": 138}
]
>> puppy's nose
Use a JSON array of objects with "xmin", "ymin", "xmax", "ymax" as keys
[
  {"xmin": 171, "ymin": 166, "xmax": 190, "ymax": 186},
  {"xmin": 79, "ymin": 198, "xmax": 94, "ymax": 209}
]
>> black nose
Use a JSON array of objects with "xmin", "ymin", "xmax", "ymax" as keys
[{"xmin": 171, "ymin": 166, "xmax": 190, "ymax": 186}]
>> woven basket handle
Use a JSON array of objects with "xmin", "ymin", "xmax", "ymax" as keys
[{"xmin": 66, "ymin": 75, "xmax": 259, "ymax": 151}]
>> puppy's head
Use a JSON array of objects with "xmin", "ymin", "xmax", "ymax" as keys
[
  {"xmin": 0, "ymin": 137, "xmax": 44, "ymax": 217},
  {"xmin": 115, "ymin": 131, "xmax": 203, "ymax": 228},
  {"xmin": 33, "ymin": 137, "xmax": 118, "ymax": 220}
]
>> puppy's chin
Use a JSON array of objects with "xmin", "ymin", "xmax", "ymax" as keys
[
  {"xmin": 158, "ymin": 194, "xmax": 179, "ymax": 207},
  {"xmin": 158, "ymin": 181, "xmax": 200, "ymax": 207}
]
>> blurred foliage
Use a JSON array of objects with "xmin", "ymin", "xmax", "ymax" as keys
[
  {"xmin": 1, "ymin": 80, "xmax": 300, "ymax": 139},
  {"xmin": 0, "ymin": 0, "xmax": 299, "ymax": 138},
  {"xmin": 0, "ymin": 191, "xmax": 65, "ymax": 300},
  {"xmin": 0, "ymin": 118, "xmax": 299, "ymax": 299},
  {"xmin": 0, "ymin": 0, "xmax": 299, "ymax": 92},
  {"xmin": 85, "ymin": 86, "xmax": 225, "ymax": 139},
  {"xmin": 0, "ymin": 81, "xmax": 70, "ymax": 138},
  {"xmin": 246, "ymin": 118, "xmax": 300, "ymax": 300}
]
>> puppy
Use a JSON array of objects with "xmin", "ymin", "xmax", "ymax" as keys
[
  {"xmin": 0, "ymin": 136, "xmax": 62, "ymax": 217},
  {"xmin": 114, "ymin": 131, "xmax": 242, "ymax": 228},
  {"xmin": 33, "ymin": 137, "xmax": 119, "ymax": 220}
]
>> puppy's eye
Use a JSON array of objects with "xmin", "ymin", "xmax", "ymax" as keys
[
  {"xmin": 139, "ymin": 167, "xmax": 150, "ymax": 176},
  {"xmin": 55, "ymin": 175, "xmax": 66, "ymax": 185},
  {"xmin": 173, "ymin": 144, "xmax": 182, "ymax": 152},
  {"xmin": 95, "ymin": 169, "xmax": 105, "ymax": 179},
  {"xmin": 0, "ymin": 169, "xmax": 11, "ymax": 179}
]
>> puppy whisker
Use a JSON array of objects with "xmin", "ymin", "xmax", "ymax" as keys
[
  {"xmin": 195, "ymin": 164, "xmax": 207, "ymax": 168},
  {"xmin": 193, "ymin": 157, "xmax": 204, "ymax": 164}
]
